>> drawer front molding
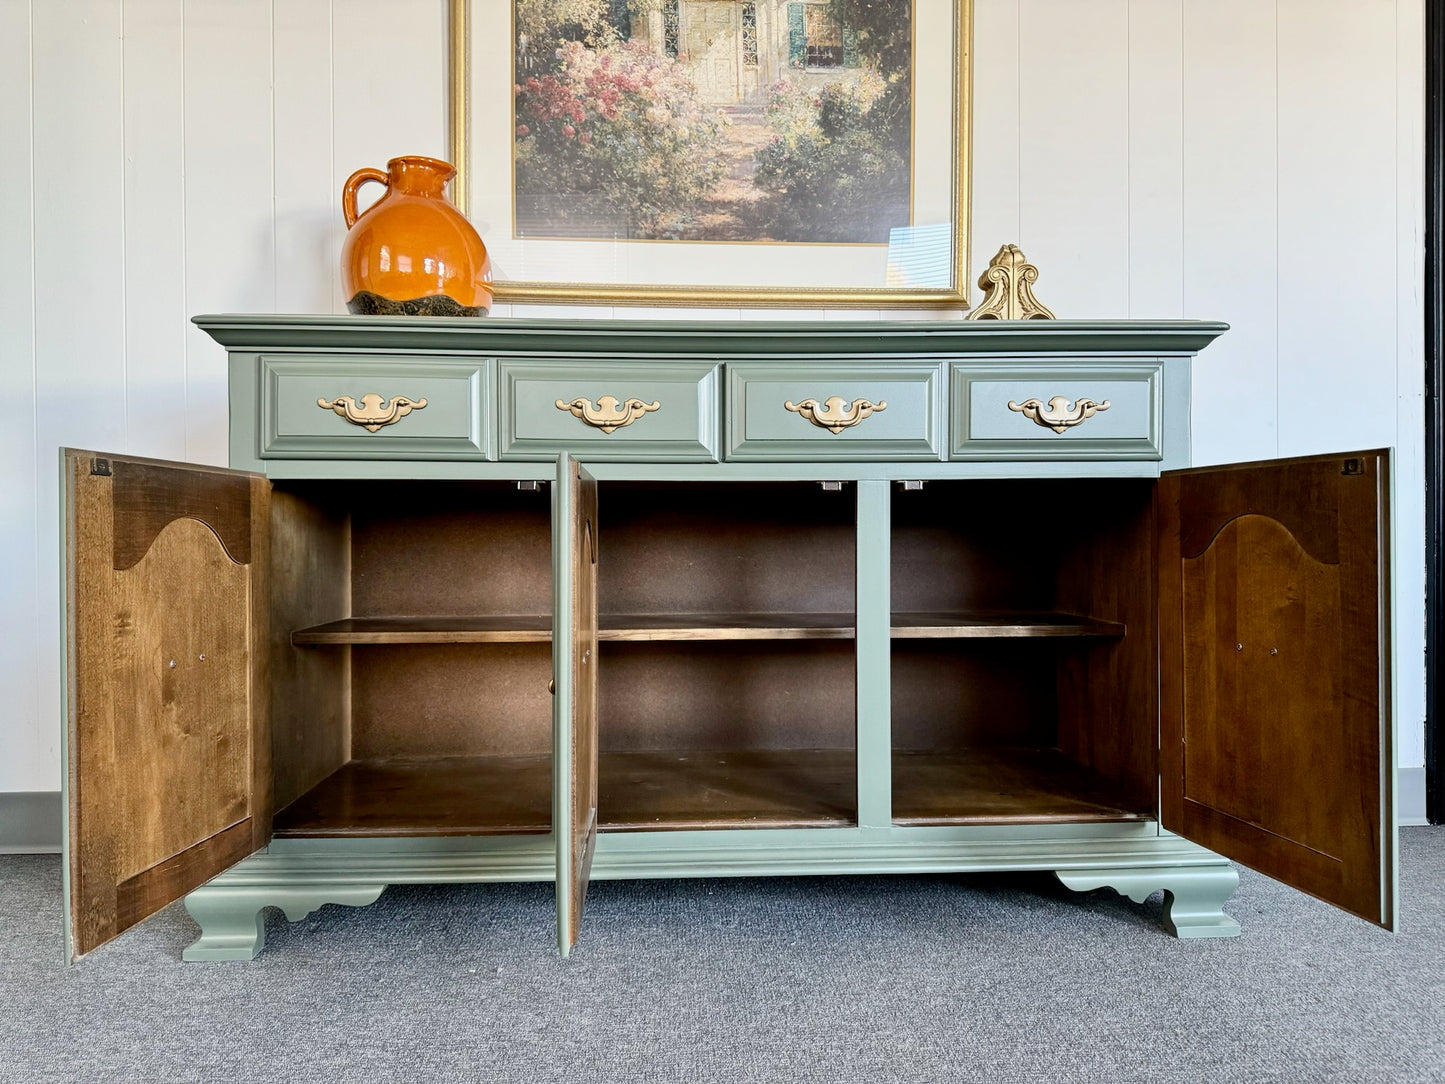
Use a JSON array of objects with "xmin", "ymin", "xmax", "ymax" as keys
[
  {"xmin": 727, "ymin": 361, "xmax": 944, "ymax": 461},
  {"xmin": 951, "ymin": 361, "xmax": 1163, "ymax": 461},
  {"xmin": 500, "ymin": 359, "xmax": 719, "ymax": 461},
  {"xmin": 261, "ymin": 356, "xmax": 491, "ymax": 459}
]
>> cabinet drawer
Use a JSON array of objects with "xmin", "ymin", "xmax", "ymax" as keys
[
  {"xmin": 499, "ymin": 359, "xmax": 719, "ymax": 461},
  {"xmin": 950, "ymin": 361, "xmax": 1163, "ymax": 461},
  {"xmin": 260, "ymin": 355, "xmax": 492, "ymax": 459},
  {"xmin": 726, "ymin": 362, "xmax": 944, "ymax": 461}
]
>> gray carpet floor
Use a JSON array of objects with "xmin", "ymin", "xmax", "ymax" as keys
[{"xmin": 2, "ymin": 830, "xmax": 1443, "ymax": 1083}]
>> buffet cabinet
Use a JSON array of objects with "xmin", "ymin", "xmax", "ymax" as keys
[{"xmin": 61, "ymin": 316, "xmax": 1395, "ymax": 961}]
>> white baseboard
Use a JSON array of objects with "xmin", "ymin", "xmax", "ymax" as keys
[
  {"xmin": 0, "ymin": 792, "xmax": 61, "ymax": 853},
  {"xmin": 1400, "ymin": 766, "xmax": 1428, "ymax": 826}
]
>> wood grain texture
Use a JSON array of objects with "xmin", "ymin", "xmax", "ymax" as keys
[
  {"xmin": 267, "ymin": 486, "xmax": 348, "ymax": 810},
  {"xmin": 67, "ymin": 451, "xmax": 265, "ymax": 958},
  {"xmin": 891, "ymin": 640, "xmax": 1060, "ymax": 751},
  {"xmin": 568, "ymin": 460, "xmax": 599, "ymax": 948},
  {"xmin": 111, "ymin": 459, "xmax": 253, "ymax": 568},
  {"xmin": 892, "ymin": 748, "xmax": 1150, "ymax": 825},
  {"xmin": 1159, "ymin": 452, "xmax": 1391, "ymax": 926}
]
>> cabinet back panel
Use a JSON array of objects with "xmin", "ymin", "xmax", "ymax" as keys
[
  {"xmin": 598, "ymin": 642, "xmax": 855, "ymax": 752},
  {"xmin": 269, "ymin": 487, "xmax": 351, "ymax": 810},
  {"xmin": 349, "ymin": 482, "xmax": 552, "ymax": 618},
  {"xmin": 599, "ymin": 483, "xmax": 855, "ymax": 616},
  {"xmin": 892, "ymin": 641, "xmax": 1060, "ymax": 749},
  {"xmin": 350, "ymin": 644, "xmax": 551, "ymax": 757}
]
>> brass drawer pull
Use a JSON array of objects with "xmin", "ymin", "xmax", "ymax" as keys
[
  {"xmin": 1007, "ymin": 395, "xmax": 1110, "ymax": 434},
  {"xmin": 555, "ymin": 395, "xmax": 660, "ymax": 434},
  {"xmin": 317, "ymin": 393, "xmax": 428, "ymax": 432},
  {"xmin": 784, "ymin": 396, "xmax": 887, "ymax": 434}
]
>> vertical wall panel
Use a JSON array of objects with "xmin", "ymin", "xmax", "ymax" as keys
[
  {"xmin": 182, "ymin": 0, "xmax": 275, "ymax": 466},
  {"xmin": 28, "ymin": 0, "xmax": 128, "ymax": 793},
  {"xmin": 123, "ymin": 0, "xmax": 189, "ymax": 462},
  {"xmin": 1277, "ymin": 1, "xmax": 1397, "ymax": 456},
  {"xmin": 1182, "ymin": 0, "xmax": 1279, "ymax": 465},
  {"xmin": 1127, "ymin": 0, "xmax": 1184, "ymax": 319},
  {"xmin": 969, "ymin": 0, "xmax": 1021, "ymax": 286},
  {"xmin": 331, "ymin": 0, "xmax": 448, "ymax": 313},
  {"xmin": 274, "ymin": 1, "xmax": 337, "ymax": 314},
  {"xmin": 0, "ymin": 0, "xmax": 41, "ymax": 793},
  {"xmin": 1396, "ymin": 0, "xmax": 1427, "ymax": 767},
  {"xmin": 1016, "ymin": 0, "xmax": 1130, "ymax": 317}
]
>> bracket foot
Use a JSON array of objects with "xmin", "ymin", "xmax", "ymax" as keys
[
  {"xmin": 182, "ymin": 883, "xmax": 387, "ymax": 961},
  {"xmin": 1055, "ymin": 864, "xmax": 1241, "ymax": 939}
]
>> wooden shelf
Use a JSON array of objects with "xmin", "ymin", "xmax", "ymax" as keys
[
  {"xmin": 292, "ymin": 612, "xmax": 858, "ymax": 645},
  {"xmin": 273, "ymin": 749, "xmax": 857, "ymax": 838},
  {"xmin": 891, "ymin": 748, "xmax": 1150, "ymax": 825},
  {"xmin": 891, "ymin": 612, "xmax": 1126, "ymax": 639},
  {"xmin": 601, "ymin": 748, "xmax": 855, "ymax": 830}
]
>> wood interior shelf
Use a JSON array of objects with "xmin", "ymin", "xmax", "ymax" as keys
[
  {"xmin": 890, "ymin": 612, "xmax": 1126, "ymax": 639},
  {"xmin": 273, "ymin": 749, "xmax": 857, "ymax": 838},
  {"xmin": 291, "ymin": 612, "xmax": 859, "ymax": 645},
  {"xmin": 891, "ymin": 748, "xmax": 1150, "ymax": 825}
]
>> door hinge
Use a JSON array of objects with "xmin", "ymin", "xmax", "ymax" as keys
[
  {"xmin": 1341, "ymin": 458, "xmax": 1364, "ymax": 476},
  {"xmin": 90, "ymin": 458, "xmax": 112, "ymax": 476}
]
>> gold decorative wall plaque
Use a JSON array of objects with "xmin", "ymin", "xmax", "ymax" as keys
[
  {"xmin": 1008, "ymin": 396, "xmax": 1110, "ymax": 434},
  {"xmin": 555, "ymin": 396, "xmax": 661, "ymax": 434},
  {"xmin": 967, "ymin": 244, "xmax": 1056, "ymax": 321},
  {"xmin": 317, "ymin": 393, "xmax": 428, "ymax": 432},
  {"xmin": 784, "ymin": 397, "xmax": 888, "ymax": 434}
]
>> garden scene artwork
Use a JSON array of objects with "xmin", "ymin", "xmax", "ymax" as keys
[{"xmin": 513, "ymin": 0, "xmax": 914, "ymax": 244}]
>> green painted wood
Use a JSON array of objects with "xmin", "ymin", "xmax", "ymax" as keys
[
  {"xmin": 194, "ymin": 314, "xmax": 1230, "ymax": 358},
  {"xmin": 855, "ymin": 481, "xmax": 892, "ymax": 828},
  {"xmin": 182, "ymin": 883, "xmax": 385, "ymax": 961},
  {"xmin": 950, "ymin": 361, "xmax": 1163, "ymax": 461},
  {"xmin": 499, "ymin": 358, "xmax": 719, "ymax": 461},
  {"xmin": 261, "ymin": 355, "xmax": 492, "ymax": 459},
  {"xmin": 1054, "ymin": 865, "xmax": 1242, "ymax": 939},
  {"xmin": 727, "ymin": 361, "xmax": 945, "ymax": 461}
]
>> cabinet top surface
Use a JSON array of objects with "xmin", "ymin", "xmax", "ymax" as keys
[{"xmin": 194, "ymin": 314, "xmax": 1228, "ymax": 356}]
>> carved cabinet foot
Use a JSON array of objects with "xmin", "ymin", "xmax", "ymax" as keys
[
  {"xmin": 181, "ymin": 883, "xmax": 387, "ymax": 961},
  {"xmin": 1054, "ymin": 864, "xmax": 1242, "ymax": 939}
]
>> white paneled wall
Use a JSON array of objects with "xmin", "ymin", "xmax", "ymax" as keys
[{"xmin": 0, "ymin": 0, "xmax": 1427, "ymax": 808}]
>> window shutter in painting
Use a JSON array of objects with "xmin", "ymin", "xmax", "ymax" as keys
[{"xmin": 788, "ymin": 3, "xmax": 806, "ymax": 67}]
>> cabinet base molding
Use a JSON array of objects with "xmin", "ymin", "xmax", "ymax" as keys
[
  {"xmin": 182, "ymin": 883, "xmax": 385, "ymax": 961},
  {"xmin": 1054, "ymin": 864, "xmax": 1242, "ymax": 939}
]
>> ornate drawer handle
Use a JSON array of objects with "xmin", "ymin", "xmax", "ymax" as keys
[
  {"xmin": 555, "ymin": 395, "xmax": 660, "ymax": 434},
  {"xmin": 783, "ymin": 396, "xmax": 888, "ymax": 434},
  {"xmin": 1007, "ymin": 395, "xmax": 1110, "ymax": 434},
  {"xmin": 317, "ymin": 393, "xmax": 427, "ymax": 433}
]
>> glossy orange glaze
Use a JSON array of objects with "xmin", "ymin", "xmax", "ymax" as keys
[{"xmin": 340, "ymin": 156, "xmax": 493, "ymax": 311}]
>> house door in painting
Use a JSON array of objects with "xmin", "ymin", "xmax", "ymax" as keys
[{"xmin": 684, "ymin": 1, "xmax": 741, "ymax": 104}]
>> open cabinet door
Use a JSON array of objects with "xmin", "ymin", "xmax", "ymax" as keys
[
  {"xmin": 63, "ymin": 450, "xmax": 271, "ymax": 959},
  {"xmin": 553, "ymin": 454, "xmax": 599, "ymax": 955},
  {"xmin": 1159, "ymin": 451, "xmax": 1393, "ymax": 927}
]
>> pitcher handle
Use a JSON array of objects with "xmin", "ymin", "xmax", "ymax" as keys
[{"xmin": 342, "ymin": 167, "xmax": 389, "ymax": 228}]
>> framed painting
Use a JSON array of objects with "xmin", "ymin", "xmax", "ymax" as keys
[{"xmin": 450, "ymin": 0, "xmax": 972, "ymax": 307}]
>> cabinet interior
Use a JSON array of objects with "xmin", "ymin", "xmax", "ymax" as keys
[
  {"xmin": 890, "ymin": 478, "xmax": 1159, "ymax": 825},
  {"xmin": 268, "ymin": 479, "xmax": 858, "ymax": 838}
]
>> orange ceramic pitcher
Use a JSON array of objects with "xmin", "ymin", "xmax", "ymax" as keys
[{"xmin": 341, "ymin": 156, "xmax": 493, "ymax": 316}]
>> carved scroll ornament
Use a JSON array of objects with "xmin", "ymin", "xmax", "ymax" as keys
[
  {"xmin": 317, "ymin": 393, "xmax": 428, "ymax": 432},
  {"xmin": 967, "ymin": 244, "xmax": 1057, "ymax": 321},
  {"xmin": 783, "ymin": 396, "xmax": 888, "ymax": 435}
]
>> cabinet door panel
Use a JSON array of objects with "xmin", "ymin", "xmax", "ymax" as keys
[
  {"xmin": 553, "ymin": 454, "xmax": 599, "ymax": 954},
  {"xmin": 1159, "ymin": 451, "xmax": 1392, "ymax": 926},
  {"xmin": 63, "ymin": 450, "xmax": 270, "ymax": 959}
]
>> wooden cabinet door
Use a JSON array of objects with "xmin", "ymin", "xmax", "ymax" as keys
[
  {"xmin": 1159, "ymin": 451, "xmax": 1393, "ymax": 927},
  {"xmin": 63, "ymin": 450, "xmax": 271, "ymax": 959},
  {"xmin": 553, "ymin": 454, "xmax": 599, "ymax": 955}
]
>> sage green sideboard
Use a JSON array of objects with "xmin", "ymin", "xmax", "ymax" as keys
[{"xmin": 60, "ymin": 315, "xmax": 1397, "ymax": 962}]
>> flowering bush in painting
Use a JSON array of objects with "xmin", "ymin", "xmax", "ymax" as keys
[
  {"xmin": 752, "ymin": 71, "xmax": 909, "ymax": 243},
  {"xmin": 514, "ymin": 40, "xmax": 724, "ymax": 238}
]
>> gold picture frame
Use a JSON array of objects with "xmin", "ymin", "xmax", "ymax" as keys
[{"xmin": 450, "ymin": 0, "xmax": 972, "ymax": 308}]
